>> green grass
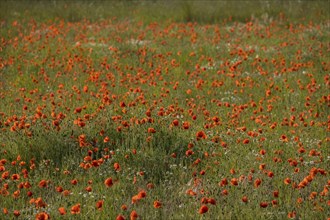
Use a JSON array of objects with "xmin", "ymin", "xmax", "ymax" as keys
[
  {"xmin": 0, "ymin": 0, "xmax": 329, "ymax": 219},
  {"xmin": 1, "ymin": 0, "xmax": 329, "ymax": 24}
]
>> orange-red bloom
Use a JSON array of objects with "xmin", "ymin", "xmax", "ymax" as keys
[
  {"xmin": 58, "ymin": 207, "xmax": 66, "ymax": 215},
  {"xmin": 185, "ymin": 149, "xmax": 194, "ymax": 157},
  {"xmin": 62, "ymin": 190, "xmax": 71, "ymax": 196},
  {"xmin": 71, "ymin": 203, "xmax": 81, "ymax": 214},
  {"xmin": 96, "ymin": 200, "xmax": 104, "ymax": 210},
  {"xmin": 11, "ymin": 174, "xmax": 20, "ymax": 181},
  {"xmin": 288, "ymin": 211, "xmax": 296, "ymax": 219},
  {"xmin": 260, "ymin": 202, "xmax": 268, "ymax": 208},
  {"xmin": 172, "ymin": 119, "xmax": 179, "ymax": 126},
  {"xmin": 104, "ymin": 177, "xmax": 113, "ymax": 187},
  {"xmin": 147, "ymin": 127, "xmax": 156, "ymax": 133},
  {"xmin": 34, "ymin": 197, "xmax": 47, "ymax": 208},
  {"xmin": 85, "ymin": 186, "xmax": 92, "ymax": 192},
  {"xmin": 272, "ymin": 199, "xmax": 278, "ymax": 206},
  {"xmin": 284, "ymin": 177, "xmax": 291, "ymax": 185},
  {"xmin": 3, "ymin": 208, "xmax": 8, "ymax": 214},
  {"xmin": 199, "ymin": 205, "xmax": 208, "ymax": 214},
  {"xmin": 207, "ymin": 198, "xmax": 216, "ymax": 205},
  {"xmin": 137, "ymin": 190, "xmax": 147, "ymax": 199},
  {"xmin": 254, "ymin": 178, "xmax": 262, "ymax": 188},
  {"xmin": 132, "ymin": 195, "xmax": 140, "ymax": 204},
  {"xmin": 242, "ymin": 138, "xmax": 250, "ymax": 144},
  {"xmin": 153, "ymin": 200, "xmax": 162, "ymax": 208},
  {"xmin": 35, "ymin": 212, "xmax": 50, "ymax": 220},
  {"xmin": 219, "ymin": 178, "xmax": 228, "ymax": 187},
  {"xmin": 13, "ymin": 210, "xmax": 20, "ymax": 217},
  {"xmin": 231, "ymin": 178, "xmax": 238, "ymax": 186},
  {"xmin": 38, "ymin": 180, "xmax": 48, "ymax": 188},
  {"xmin": 116, "ymin": 215, "xmax": 125, "ymax": 220},
  {"xmin": 130, "ymin": 210, "xmax": 138, "ymax": 220},
  {"xmin": 196, "ymin": 131, "xmax": 207, "ymax": 140},
  {"xmin": 121, "ymin": 204, "xmax": 127, "ymax": 210},
  {"xmin": 280, "ymin": 134, "xmax": 288, "ymax": 142},
  {"xmin": 182, "ymin": 121, "xmax": 190, "ymax": 129},
  {"xmin": 1, "ymin": 171, "xmax": 9, "ymax": 179},
  {"xmin": 114, "ymin": 162, "xmax": 121, "ymax": 171}
]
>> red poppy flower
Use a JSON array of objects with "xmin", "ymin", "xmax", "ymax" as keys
[
  {"xmin": 104, "ymin": 136, "xmax": 110, "ymax": 143},
  {"xmin": 121, "ymin": 204, "xmax": 127, "ymax": 210},
  {"xmin": 284, "ymin": 178, "xmax": 291, "ymax": 185},
  {"xmin": 219, "ymin": 178, "xmax": 228, "ymax": 187},
  {"xmin": 196, "ymin": 131, "xmax": 207, "ymax": 140},
  {"xmin": 148, "ymin": 127, "xmax": 156, "ymax": 133},
  {"xmin": 130, "ymin": 210, "xmax": 138, "ymax": 220},
  {"xmin": 35, "ymin": 212, "xmax": 50, "ymax": 220},
  {"xmin": 34, "ymin": 197, "xmax": 47, "ymax": 208},
  {"xmin": 104, "ymin": 177, "xmax": 113, "ymax": 187},
  {"xmin": 85, "ymin": 186, "xmax": 92, "ymax": 192},
  {"xmin": 120, "ymin": 102, "xmax": 126, "ymax": 108},
  {"xmin": 199, "ymin": 205, "xmax": 208, "ymax": 214},
  {"xmin": 309, "ymin": 191, "xmax": 317, "ymax": 200},
  {"xmin": 230, "ymin": 178, "xmax": 238, "ymax": 186},
  {"xmin": 114, "ymin": 162, "xmax": 121, "ymax": 171},
  {"xmin": 96, "ymin": 200, "xmax": 104, "ymax": 210},
  {"xmin": 242, "ymin": 139, "xmax": 250, "ymax": 144},
  {"xmin": 83, "ymin": 85, "xmax": 88, "ymax": 93},
  {"xmin": 137, "ymin": 190, "xmax": 146, "ymax": 199},
  {"xmin": 185, "ymin": 149, "xmax": 194, "ymax": 157},
  {"xmin": 182, "ymin": 121, "xmax": 190, "ymax": 129},
  {"xmin": 3, "ymin": 208, "xmax": 8, "ymax": 214},
  {"xmin": 272, "ymin": 200, "xmax": 278, "ymax": 206},
  {"xmin": 153, "ymin": 200, "xmax": 162, "ymax": 208},
  {"xmin": 280, "ymin": 135, "xmax": 288, "ymax": 142},
  {"xmin": 186, "ymin": 189, "xmax": 197, "ymax": 196},
  {"xmin": 71, "ymin": 203, "xmax": 80, "ymax": 214},
  {"xmin": 254, "ymin": 178, "xmax": 262, "ymax": 188},
  {"xmin": 116, "ymin": 215, "xmax": 125, "ymax": 220},
  {"xmin": 38, "ymin": 180, "xmax": 48, "ymax": 188},
  {"xmin": 62, "ymin": 190, "xmax": 71, "ymax": 196},
  {"xmin": 11, "ymin": 174, "xmax": 20, "ymax": 181},
  {"xmin": 71, "ymin": 179, "xmax": 78, "ymax": 185},
  {"xmin": 27, "ymin": 191, "xmax": 33, "ymax": 197},
  {"xmin": 132, "ymin": 195, "xmax": 140, "ymax": 204},
  {"xmin": 259, "ymin": 149, "xmax": 266, "ymax": 155},
  {"xmin": 207, "ymin": 198, "xmax": 216, "ymax": 205},
  {"xmin": 267, "ymin": 171, "xmax": 274, "ymax": 178},
  {"xmin": 222, "ymin": 189, "xmax": 228, "ymax": 196},
  {"xmin": 260, "ymin": 202, "xmax": 268, "ymax": 208},
  {"xmin": 13, "ymin": 210, "xmax": 20, "ymax": 217},
  {"xmin": 147, "ymin": 183, "xmax": 154, "ymax": 189},
  {"xmin": 13, "ymin": 190, "xmax": 20, "ymax": 199},
  {"xmin": 172, "ymin": 119, "xmax": 179, "ymax": 126},
  {"xmin": 287, "ymin": 211, "xmax": 296, "ymax": 219},
  {"xmin": 55, "ymin": 186, "xmax": 63, "ymax": 192},
  {"xmin": 296, "ymin": 197, "xmax": 303, "ymax": 204}
]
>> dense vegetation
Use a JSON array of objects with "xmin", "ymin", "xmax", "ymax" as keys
[{"xmin": 0, "ymin": 1, "xmax": 329, "ymax": 219}]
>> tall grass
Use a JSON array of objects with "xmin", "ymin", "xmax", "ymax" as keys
[
  {"xmin": 0, "ymin": 0, "xmax": 329, "ymax": 219},
  {"xmin": 1, "ymin": 0, "xmax": 329, "ymax": 24}
]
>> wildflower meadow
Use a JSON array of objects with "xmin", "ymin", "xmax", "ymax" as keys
[{"xmin": 0, "ymin": 1, "xmax": 329, "ymax": 219}]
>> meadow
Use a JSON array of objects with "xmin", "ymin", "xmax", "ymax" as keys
[{"xmin": 0, "ymin": 1, "xmax": 329, "ymax": 219}]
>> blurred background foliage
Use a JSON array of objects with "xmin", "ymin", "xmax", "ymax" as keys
[{"xmin": 1, "ymin": 0, "xmax": 329, "ymax": 24}]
